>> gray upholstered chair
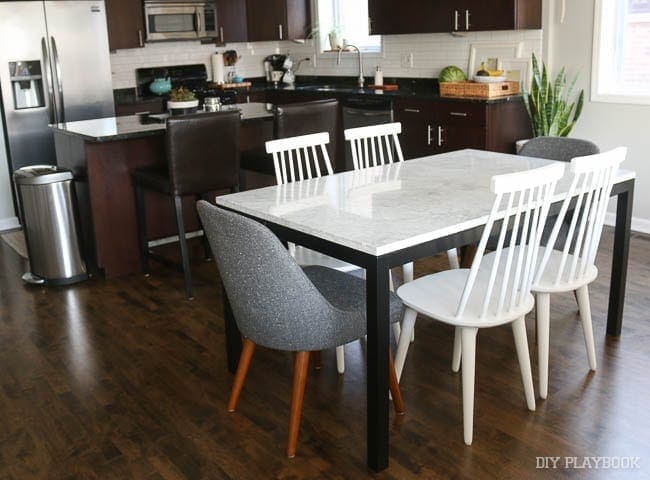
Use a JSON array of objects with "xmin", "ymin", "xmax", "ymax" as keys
[
  {"xmin": 196, "ymin": 200, "xmax": 404, "ymax": 458},
  {"xmin": 519, "ymin": 136, "xmax": 600, "ymax": 162},
  {"xmin": 519, "ymin": 136, "xmax": 601, "ymax": 250}
]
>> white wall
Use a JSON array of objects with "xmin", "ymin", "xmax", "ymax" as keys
[
  {"xmin": 0, "ymin": 111, "xmax": 18, "ymax": 232},
  {"xmin": 544, "ymin": 0, "xmax": 650, "ymax": 232},
  {"xmin": 110, "ymin": 30, "xmax": 542, "ymax": 88}
]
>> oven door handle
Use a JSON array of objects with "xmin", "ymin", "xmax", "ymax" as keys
[
  {"xmin": 343, "ymin": 107, "xmax": 392, "ymax": 117},
  {"xmin": 196, "ymin": 10, "xmax": 203, "ymax": 37}
]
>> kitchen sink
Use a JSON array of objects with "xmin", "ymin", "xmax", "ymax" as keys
[{"xmin": 294, "ymin": 84, "xmax": 359, "ymax": 92}]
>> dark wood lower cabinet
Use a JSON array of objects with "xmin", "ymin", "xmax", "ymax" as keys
[{"xmin": 394, "ymin": 97, "xmax": 531, "ymax": 158}]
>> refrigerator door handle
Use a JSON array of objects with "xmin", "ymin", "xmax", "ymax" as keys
[
  {"xmin": 41, "ymin": 37, "xmax": 57, "ymax": 124},
  {"xmin": 50, "ymin": 36, "xmax": 65, "ymax": 124}
]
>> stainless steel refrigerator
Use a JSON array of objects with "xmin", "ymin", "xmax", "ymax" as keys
[{"xmin": 0, "ymin": 0, "xmax": 115, "ymax": 171}]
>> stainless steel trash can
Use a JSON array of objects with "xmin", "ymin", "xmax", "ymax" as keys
[{"xmin": 13, "ymin": 165, "xmax": 88, "ymax": 285}]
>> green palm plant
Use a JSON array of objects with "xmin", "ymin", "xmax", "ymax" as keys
[{"xmin": 522, "ymin": 53, "xmax": 585, "ymax": 137}]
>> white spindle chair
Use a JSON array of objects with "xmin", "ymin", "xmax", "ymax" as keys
[
  {"xmin": 528, "ymin": 148, "xmax": 626, "ymax": 399},
  {"xmin": 343, "ymin": 122, "xmax": 460, "ymax": 360},
  {"xmin": 266, "ymin": 132, "xmax": 360, "ymax": 374},
  {"xmin": 395, "ymin": 162, "xmax": 566, "ymax": 445}
]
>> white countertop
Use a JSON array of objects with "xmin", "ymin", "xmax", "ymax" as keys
[{"xmin": 215, "ymin": 149, "xmax": 635, "ymax": 256}]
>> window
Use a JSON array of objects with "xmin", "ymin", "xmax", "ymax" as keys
[
  {"xmin": 316, "ymin": 0, "xmax": 381, "ymax": 53},
  {"xmin": 592, "ymin": 0, "xmax": 650, "ymax": 104}
]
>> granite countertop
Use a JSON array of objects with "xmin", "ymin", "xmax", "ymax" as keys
[
  {"xmin": 50, "ymin": 103, "xmax": 274, "ymax": 142},
  {"xmin": 249, "ymin": 76, "xmax": 522, "ymax": 104},
  {"xmin": 114, "ymin": 76, "xmax": 523, "ymax": 107}
]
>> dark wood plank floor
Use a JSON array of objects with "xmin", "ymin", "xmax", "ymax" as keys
[{"xmin": 0, "ymin": 228, "xmax": 648, "ymax": 479}]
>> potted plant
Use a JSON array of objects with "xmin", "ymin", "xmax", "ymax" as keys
[
  {"xmin": 167, "ymin": 86, "xmax": 199, "ymax": 115},
  {"xmin": 520, "ymin": 53, "xmax": 585, "ymax": 148},
  {"xmin": 328, "ymin": 26, "xmax": 343, "ymax": 51}
]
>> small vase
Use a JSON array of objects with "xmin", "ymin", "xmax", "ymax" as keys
[{"xmin": 328, "ymin": 33, "xmax": 341, "ymax": 51}]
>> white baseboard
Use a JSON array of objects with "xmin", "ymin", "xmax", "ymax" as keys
[
  {"xmin": 0, "ymin": 216, "xmax": 19, "ymax": 232},
  {"xmin": 605, "ymin": 212, "xmax": 650, "ymax": 235}
]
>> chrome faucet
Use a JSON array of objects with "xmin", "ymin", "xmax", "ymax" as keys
[{"xmin": 337, "ymin": 44, "xmax": 364, "ymax": 88}]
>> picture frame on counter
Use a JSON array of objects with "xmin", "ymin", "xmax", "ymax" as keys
[
  {"xmin": 501, "ymin": 58, "xmax": 532, "ymax": 90},
  {"xmin": 467, "ymin": 42, "xmax": 524, "ymax": 78}
]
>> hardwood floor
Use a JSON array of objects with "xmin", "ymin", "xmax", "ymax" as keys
[{"xmin": 0, "ymin": 228, "xmax": 648, "ymax": 479}]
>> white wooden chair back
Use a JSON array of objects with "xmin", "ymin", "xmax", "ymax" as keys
[
  {"xmin": 265, "ymin": 132, "xmax": 334, "ymax": 185},
  {"xmin": 344, "ymin": 122, "xmax": 405, "ymax": 170},
  {"xmin": 534, "ymin": 147, "xmax": 626, "ymax": 288},
  {"xmin": 457, "ymin": 163, "xmax": 566, "ymax": 319}
]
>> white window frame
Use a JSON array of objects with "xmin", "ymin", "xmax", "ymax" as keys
[
  {"xmin": 591, "ymin": 0, "xmax": 650, "ymax": 105},
  {"xmin": 312, "ymin": 0, "xmax": 384, "ymax": 60}
]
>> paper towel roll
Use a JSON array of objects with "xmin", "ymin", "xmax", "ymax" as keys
[{"xmin": 211, "ymin": 53, "xmax": 225, "ymax": 84}]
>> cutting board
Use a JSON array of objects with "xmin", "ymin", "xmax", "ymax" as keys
[{"xmin": 367, "ymin": 84, "xmax": 399, "ymax": 91}]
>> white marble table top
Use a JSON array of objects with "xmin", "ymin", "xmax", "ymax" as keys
[{"xmin": 216, "ymin": 149, "xmax": 635, "ymax": 256}]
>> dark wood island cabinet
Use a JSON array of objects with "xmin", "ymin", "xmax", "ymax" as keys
[{"xmin": 51, "ymin": 105, "xmax": 274, "ymax": 277}]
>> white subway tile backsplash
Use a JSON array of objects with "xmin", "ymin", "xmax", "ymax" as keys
[{"xmin": 110, "ymin": 31, "xmax": 542, "ymax": 89}]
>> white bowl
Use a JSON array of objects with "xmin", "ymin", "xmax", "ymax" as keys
[{"xmin": 473, "ymin": 75, "xmax": 507, "ymax": 83}]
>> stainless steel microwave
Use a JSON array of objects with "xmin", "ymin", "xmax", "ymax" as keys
[{"xmin": 144, "ymin": 0, "xmax": 217, "ymax": 41}]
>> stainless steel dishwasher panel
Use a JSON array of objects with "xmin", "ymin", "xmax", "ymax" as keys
[{"xmin": 342, "ymin": 98, "xmax": 393, "ymax": 171}]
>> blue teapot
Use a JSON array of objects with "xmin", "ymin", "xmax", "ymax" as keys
[{"xmin": 149, "ymin": 77, "xmax": 171, "ymax": 96}]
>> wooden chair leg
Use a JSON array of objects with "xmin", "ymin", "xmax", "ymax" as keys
[
  {"xmin": 336, "ymin": 345, "xmax": 345, "ymax": 374},
  {"xmin": 311, "ymin": 350, "xmax": 322, "ymax": 370},
  {"xmin": 576, "ymin": 285, "xmax": 597, "ymax": 371},
  {"xmin": 512, "ymin": 317, "xmax": 536, "ymax": 412},
  {"xmin": 452, "ymin": 326, "xmax": 462, "ymax": 373},
  {"xmin": 461, "ymin": 327, "xmax": 478, "ymax": 446},
  {"xmin": 388, "ymin": 350, "xmax": 405, "ymax": 415},
  {"xmin": 394, "ymin": 308, "xmax": 417, "ymax": 382},
  {"xmin": 227, "ymin": 339, "xmax": 256, "ymax": 412},
  {"xmin": 536, "ymin": 292, "xmax": 551, "ymax": 399},
  {"xmin": 174, "ymin": 195, "xmax": 193, "ymax": 299},
  {"xmin": 287, "ymin": 351, "xmax": 310, "ymax": 458}
]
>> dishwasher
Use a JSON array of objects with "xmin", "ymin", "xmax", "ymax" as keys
[{"xmin": 341, "ymin": 96, "xmax": 393, "ymax": 171}]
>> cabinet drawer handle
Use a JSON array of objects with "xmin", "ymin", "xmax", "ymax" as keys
[
  {"xmin": 220, "ymin": 26, "xmax": 224, "ymax": 43},
  {"xmin": 450, "ymin": 112, "xmax": 468, "ymax": 117},
  {"xmin": 454, "ymin": 10, "xmax": 460, "ymax": 31},
  {"xmin": 437, "ymin": 126, "xmax": 444, "ymax": 147},
  {"xmin": 427, "ymin": 124, "xmax": 432, "ymax": 145},
  {"xmin": 404, "ymin": 108, "xmax": 420, "ymax": 113},
  {"xmin": 465, "ymin": 10, "xmax": 470, "ymax": 30},
  {"xmin": 278, "ymin": 24, "xmax": 283, "ymax": 40},
  {"xmin": 138, "ymin": 29, "xmax": 144, "ymax": 47},
  {"xmin": 134, "ymin": 111, "xmax": 150, "ymax": 115}
]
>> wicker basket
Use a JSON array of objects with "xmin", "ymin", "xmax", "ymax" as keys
[{"xmin": 440, "ymin": 81, "xmax": 520, "ymax": 99}]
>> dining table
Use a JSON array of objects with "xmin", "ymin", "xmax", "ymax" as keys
[{"xmin": 214, "ymin": 148, "xmax": 635, "ymax": 471}]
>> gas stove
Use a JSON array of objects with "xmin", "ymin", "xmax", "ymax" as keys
[{"xmin": 135, "ymin": 64, "xmax": 237, "ymax": 105}]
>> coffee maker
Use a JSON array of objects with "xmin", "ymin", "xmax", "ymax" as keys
[{"xmin": 263, "ymin": 54, "xmax": 287, "ymax": 83}]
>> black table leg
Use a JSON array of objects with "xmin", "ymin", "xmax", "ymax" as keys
[
  {"xmin": 223, "ymin": 286, "xmax": 242, "ymax": 373},
  {"xmin": 607, "ymin": 181, "xmax": 634, "ymax": 336},
  {"xmin": 366, "ymin": 257, "xmax": 391, "ymax": 471}
]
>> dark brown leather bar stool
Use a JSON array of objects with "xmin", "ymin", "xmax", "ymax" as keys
[
  {"xmin": 132, "ymin": 110, "xmax": 240, "ymax": 299},
  {"xmin": 240, "ymin": 99, "xmax": 341, "ymax": 184}
]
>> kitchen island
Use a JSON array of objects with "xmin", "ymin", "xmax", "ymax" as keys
[{"xmin": 52, "ymin": 103, "xmax": 274, "ymax": 277}]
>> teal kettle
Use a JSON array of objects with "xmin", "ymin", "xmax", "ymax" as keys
[{"xmin": 149, "ymin": 77, "xmax": 171, "ymax": 96}]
